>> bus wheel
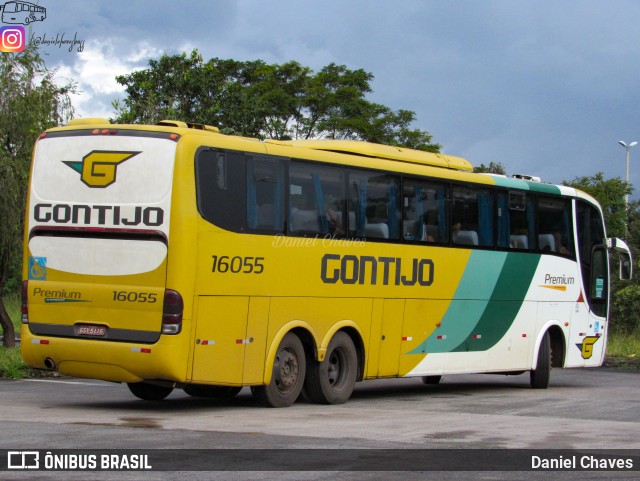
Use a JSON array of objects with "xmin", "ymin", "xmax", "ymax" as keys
[
  {"xmin": 530, "ymin": 331, "xmax": 551, "ymax": 389},
  {"xmin": 184, "ymin": 385, "xmax": 242, "ymax": 399},
  {"xmin": 251, "ymin": 332, "xmax": 306, "ymax": 408},
  {"xmin": 305, "ymin": 331, "xmax": 357, "ymax": 405},
  {"xmin": 421, "ymin": 375, "xmax": 442, "ymax": 385},
  {"xmin": 127, "ymin": 382, "xmax": 173, "ymax": 401}
]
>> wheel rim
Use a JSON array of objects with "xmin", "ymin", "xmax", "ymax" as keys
[
  {"xmin": 327, "ymin": 347, "xmax": 347, "ymax": 388},
  {"xmin": 274, "ymin": 347, "xmax": 299, "ymax": 394}
]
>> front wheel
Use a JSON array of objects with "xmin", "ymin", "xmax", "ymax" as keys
[
  {"xmin": 251, "ymin": 332, "xmax": 306, "ymax": 407},
  {"xmin": 304, "ymin": 331, "xmax": 357, "ymax": 404},
  {"xmin": 127, "ymin": 382, "xmax": 173, "ymax": 401},
  {"xmin": 530, "ymin": 331, "xmax": 551, "ymax": 389}
]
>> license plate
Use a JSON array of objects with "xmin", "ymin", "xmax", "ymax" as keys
[{"xmin": 76, "ymin": 325, "xmax": 106, "ymax": 336}]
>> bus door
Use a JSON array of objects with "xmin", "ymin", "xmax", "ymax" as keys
[{"xmin": 572, "ymin": 202, "xmax": 611, "ymax": 366}]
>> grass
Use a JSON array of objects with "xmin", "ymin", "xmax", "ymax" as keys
[
  {"xmin": 0, "ymin": 292, "xmax": 34, "ymax": 379},
  {"xmin": 604, "ymin": 327, "xmax": 640, "ymax": 369}
]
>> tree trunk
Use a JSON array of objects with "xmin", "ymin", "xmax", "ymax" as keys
[{"xmin": 0, "ymin": 296, "xmax": 16, "ymax": 348}]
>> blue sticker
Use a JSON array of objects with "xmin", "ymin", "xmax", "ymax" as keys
[
  {"xmin": 29, "ymin": 256, "xmax": 47, "ymax": 280},
  {"xmin": 594, "ymin": 321, "xmax": 600, "ymax": 334}
]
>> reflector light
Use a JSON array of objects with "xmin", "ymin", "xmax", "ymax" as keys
[
  {"xmin": 31, "ymin": 339, "xmax": 49, "ymax": 345},
  {"xmin": 437, "ymin": 335, "xmax": 447, "ymax": 340}
]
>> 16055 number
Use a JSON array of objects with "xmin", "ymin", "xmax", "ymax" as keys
[
  {"xmin": 112, "ymin": 291, "xmax": 158, "ymax": 303},
  {"xmin": 211, "ymin": 256, "xmax": 265, "ymax": 274}
]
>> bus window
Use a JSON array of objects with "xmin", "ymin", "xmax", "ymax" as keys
[
  {"xmin": 497, "ymin": 191, "xmax": 536, "ymax": 250},
  {"xmin": 247, "ymin": 156, "xmax": 284, "ymax": 233},
  {"xmin": 451, "ymin": 186, "xmax": 494, "ymax": 247},
  {"xmin": 289, "ymin": 162, "xmax": 346, "ymax": 237},
  {"xmin": 402, "ymin": 179, "xmax": 448, "ymax": 243},
  {"xmin": 538, "ymin": 197, "xmax": 574, "ymax": 257},
  {"xmin": 349, "ymin": 171, "xmax": 400, "ymax": 240},
  {"xmin": 196, "ymin": 149, "xmax": 246, "ymax": 232}
]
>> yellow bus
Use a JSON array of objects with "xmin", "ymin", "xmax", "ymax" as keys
[{"xmin": 21, "ymin": 118, "xmax": 632, "ymax": 407}]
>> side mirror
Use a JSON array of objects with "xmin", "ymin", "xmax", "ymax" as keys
[{"xmin": 607, "ymin": 238, "xmax": 633, "ymax": 280}]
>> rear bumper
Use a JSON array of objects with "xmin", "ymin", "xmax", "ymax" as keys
[{"xmin": 20, "ymin": 325, "xmax": 188, "ymax": 383}]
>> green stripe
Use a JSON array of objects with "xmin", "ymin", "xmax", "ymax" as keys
[
  {"xmin": 409, "ymin": 251, "xmax": 540, "ymax": 355},
  {"xmin": 451, "ymin": 252, "xmax": 540, "ymax": 351}
]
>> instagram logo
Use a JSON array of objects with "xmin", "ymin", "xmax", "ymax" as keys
[{"xmin": 0, "ymin": 26, "xmax": 26, "ymax": 53}]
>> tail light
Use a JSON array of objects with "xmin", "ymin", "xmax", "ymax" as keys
[
  {"xmin": 161, "ymin": 289, "xmax": 183, "ymax": 334},
  {"xmin": 21, "ymin": 280, "xmax": 29, "ymax": 324}
]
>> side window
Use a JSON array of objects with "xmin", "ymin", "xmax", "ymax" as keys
[
  {"xmin": 348, "ymin": 171, "xmax": 400, "ymax": 240},
  {"xmin": 247, "ymin": 156, "xmax": 285, "ymax": 233},
  {"xmin": 537, "ymin": 197, "xmax": 574, "ymax": 257},
  {"xmin": 195, "ymin": 149, "xmax": 246, "ymax": 232},
  {"xmin": 451, "ymin": 186, "xmax": 494, "ymax": 247},
  {"xmin": 402, "ymin": 178, "xmax": 448, "ymax": 243},
  {"xmin": 289, "ymin": 162, "xmax": 346, "ymax": 237},
  {"xmin": 497, "ymin": 191, "xmax": 536, "ymax": 250}
]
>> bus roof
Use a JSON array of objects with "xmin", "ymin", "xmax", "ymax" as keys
[{"xmin": 265, "ymin": 139, "xmax": 473, "ymax": 172}]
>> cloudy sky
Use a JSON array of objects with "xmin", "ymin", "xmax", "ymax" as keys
[{"xmin": 14, "ymin": 0, "xmax": 640, "ymax": 196}]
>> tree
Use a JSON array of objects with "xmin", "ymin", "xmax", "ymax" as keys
[
  {"xmin": 0, "ymin": 46, "xmax": 76, "ymax": 347},
  {"xmin": 113, "ymin": 50, "xmax": 441, "ymax": 152},
  {"xmin": 473, "ymin": 161, "xmax": 506, "ymax": 175}
]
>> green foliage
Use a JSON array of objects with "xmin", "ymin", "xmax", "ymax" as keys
[
  {"xmin": 0, "ymin": 46, "xmax": 76, "ymax": 347},
  {"xmin": 473, "ymin": 162, "xmax": 506, "ymax": 175},
  {"xmin": 113, "ymin": 49, "xmax": 441, "ymax": 152},
  {"xmin": 0, "ymin": 348, "xmax": 27, "ymax": 379}
]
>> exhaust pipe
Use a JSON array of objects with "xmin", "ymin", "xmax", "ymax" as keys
[{"xmin": 44, "ymin": 358, "xmax": 56, "ymax": 370}]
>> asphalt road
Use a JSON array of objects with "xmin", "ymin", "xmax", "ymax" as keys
[{"xmin": 1, "ymin": 367, "xmax": 639, "ymax": 480}]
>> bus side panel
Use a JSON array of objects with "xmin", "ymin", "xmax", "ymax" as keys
[
  {"xmin": 398, "ymin": 299, "xmax": 449, "ymax": 376},
  {"xmin": 191, "ymin": 296, "xmax": 249, "ymax": 385},
  {"xmin": 377, "ymin": 299, "xmax": 404, "ymax": 377},
  {"xmin": 266, "ymin": 296, "xmax": 372, "ymax": 368}
]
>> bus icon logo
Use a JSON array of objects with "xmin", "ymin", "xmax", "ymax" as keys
[
  {"xmin": 1, "ymin": 1, "xmax": 47, "ymax": 25},
  {"xmin": 7, "ymin": 451, "xmax": 40, "ymax": 469}
]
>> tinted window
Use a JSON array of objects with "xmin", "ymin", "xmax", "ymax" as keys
[
  {"xmin": 348, "ymin": 171, "xmax": 400, "ymax": 240},
  {"xmin": 402, "ymin": 178, "xmax": 448, "ymax": 243},
  {"xmin": 497, "ymin": 191, "xmax": 536, "ymax": 250},
  {"xmin": 196, "ymin": 149, "xmax": 246, "ymax": 232},
  {"xmin": 537, "ymin": 197, "xmax": 574, "ymax": 257},
  {"xmin": 289, "ymin": 162, "xmax": 346, "ymax": 237},
  {"xmin": 451, "ymin": 186, "xmax": 494, "ymax": 247}
]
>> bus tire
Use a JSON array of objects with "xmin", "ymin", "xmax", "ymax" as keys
[
  {"xmin": 184, "ymin": 385, "xmax": 241, "ymax": 399},
  {"xmin": 422, "ymin": 375, "xmax": 442, "ymax": 385},
  {"xmin": 305, "ymin": 331, "xmax": 357, "ymax": 405},
  {"xmin": 251, "ymin": 332, "xmax": 306, "ymax": 408},
  {"xmin": 530, "ymin": 331, "xmax": 551, "ymax": 389},
  {"xmin": 127, "ymin": 382, "xmax": 173, "ymax": 401}
]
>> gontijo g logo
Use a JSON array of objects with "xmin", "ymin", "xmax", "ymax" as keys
[
  {"xmin": 0, "ymin": 25, "xmax": 25, "ymax": 52},
  {"xmin": 63, "ymin": 151, "xmax": 141, "ymax": 188}
]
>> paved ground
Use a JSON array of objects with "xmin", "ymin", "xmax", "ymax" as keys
[{"xmin": 1, "ymin": 367, "xmax": 639, "ymax": 480}]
